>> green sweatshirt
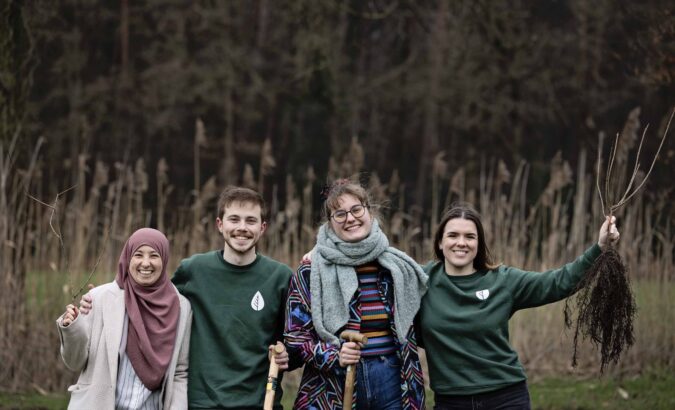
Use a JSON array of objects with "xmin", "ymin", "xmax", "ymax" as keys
[
  {"xmin": 419, "ymin": 245, "xmax": 601, "ymax": 395},
  {"xmin": 172, "ymin": 251, "xmax": 293, "ymax": 409}
]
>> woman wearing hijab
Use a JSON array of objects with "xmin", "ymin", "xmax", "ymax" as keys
[
  {"xmin": 57, "ymin": 228, "xmax": 192, "ymax": 410},
  {"xmin": 285, "ymin": 179, "xmax": 429, "ymax": 410}
]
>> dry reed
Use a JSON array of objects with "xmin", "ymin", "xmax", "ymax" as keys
[{"xmin": 2, "ymin": 112, "xmax": 673, "ymax": 393}]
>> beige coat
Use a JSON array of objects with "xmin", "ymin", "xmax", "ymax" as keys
[{"xmin": 56, "ymin": 282, "xmax": 192, "ymax": 410}]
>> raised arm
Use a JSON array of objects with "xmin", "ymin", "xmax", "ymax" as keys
[
  {"xmin": 56, "ymin": 294, "xmax": 94, "ymax": 372},
  {"xmin": 510, "ymin": 216, "xmax": 621, "ymax": 309}
]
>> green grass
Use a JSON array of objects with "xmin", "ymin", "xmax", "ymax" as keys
[
  {"xmin": 426, "ymin": 367, "xmax": 675, "ymax": 409},
  {"xmin": 0, "ymin": 392, "xmax": 68, "ymax": 410},
  {"xmin": 15, "ymin": 274, "xmax": 674, "ymax": 410},
  {"xmin": 528, "ymin": 367, "xmax": 675, "ymax": 409},
  {"xmin": 3, "ymin": 368, "xmax": 674, "ymax": 409}
]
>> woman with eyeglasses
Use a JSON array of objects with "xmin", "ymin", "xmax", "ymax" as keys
[{"xmin": 285, "ymin": 178, "xmax": 429, "ymax": 410}]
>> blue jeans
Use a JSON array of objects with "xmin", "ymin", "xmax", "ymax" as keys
[
  {"xmin": 433, "ymin": 381, "xmax": 531, "ymax": 410},
  {"xmin": 354, "ymin": 353, "xmax": 402, "ymax": 410}
]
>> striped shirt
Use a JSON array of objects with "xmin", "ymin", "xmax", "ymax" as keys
[
  {"xmin": 286, "ymin": 262, "xmax": 427, "ymax": 409},
  {"xmin": 353, "ymin": 263, "xmax": 397, "ymax": 356},
  {"xmin": 115, "ymin": 315, "xmax": 162, "ymax": 410}
]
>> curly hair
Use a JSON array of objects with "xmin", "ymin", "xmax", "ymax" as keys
[{"xmin": 321, "ymin": 178, "xmax": 379, "ymax": 223}]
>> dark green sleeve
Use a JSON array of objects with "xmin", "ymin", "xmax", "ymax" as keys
[
  {"xmin": 413, "ymin": 312, "xmax": 424, "ymax": 349},
  {"xmin": 509, "ymin": 244, "xmax": 602, "ymax": 311},
  {"xmin": 415, "ymin": 261, "xmax": 436, "ymax": 349},
  {"xmin": 273, "ymin": 268, "xmax": 291, "ymax": 341},
  {"xmin": 171, "ymin": 261, "xmax": 189, "ymax": 292}
]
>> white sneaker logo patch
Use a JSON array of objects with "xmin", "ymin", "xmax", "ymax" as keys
[
  {"xmin": 476, "ymin": 289, "xmax": 490, "ymax": 301},
  {"xmin": 251, "ymin": 291, "xmax": 265, "ymax": 311}
]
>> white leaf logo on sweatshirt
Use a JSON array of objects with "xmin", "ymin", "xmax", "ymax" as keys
[
  {"xmin": 251, "ymin": 291, "xmax": 265, "ymax": 311},
  {"xmin": 476, "ymin": 289, "xmax": 490, "ymax": 301}
]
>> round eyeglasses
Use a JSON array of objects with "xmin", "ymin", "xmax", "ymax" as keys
[{"xmin": 330, "ymin": 204, "xmax": 367, "ymax": 223}]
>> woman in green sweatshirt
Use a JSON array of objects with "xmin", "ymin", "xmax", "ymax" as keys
[{"xmin": 418, "ymin": 204, "xmax": 620, "ymax": 409}]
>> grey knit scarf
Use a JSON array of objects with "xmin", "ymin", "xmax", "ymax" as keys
[{"xmin": 310, "ymin": 219, "xmax": 428, "ymax": 345}]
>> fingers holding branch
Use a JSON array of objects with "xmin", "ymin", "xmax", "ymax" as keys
[
  {"xmin": 598, "ymin": 215, "xmax": 621, "ymax": 250},
  {"xmin": 79, "ymin": 290, "xmax": 93, "ymax": 315},
  {"xmin": 61, "ymin": 304, "xmax": 79, "ymax": 327}
]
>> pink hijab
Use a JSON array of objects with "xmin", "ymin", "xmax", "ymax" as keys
[{"xmin": 115, "ymin": 228, "xmax": 179, "ymax": 391}]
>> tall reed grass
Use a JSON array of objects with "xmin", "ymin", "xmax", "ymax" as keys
[{"xmin": 1, "ymin": 114, "xmax": 672, "ymax": 393}]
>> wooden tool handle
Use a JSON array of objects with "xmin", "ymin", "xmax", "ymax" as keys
[
  {"xmin": 339, "ymin": 331, "xmax": 367, "ymax": 409},
  {"xmin": 339, "ymin": 330, "xmax": 368, "ymax": 344},
  {"xmin": 263, "ymin": 343, "xmax": 286, "ymax": 410},
  {"xmin": 343, "ymin": 363, "xmax": 356, "ymax": 409}
]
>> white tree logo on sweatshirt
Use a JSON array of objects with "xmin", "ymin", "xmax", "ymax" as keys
[
  {"xmin": 475, "ymin": 289, "xmax": 490, "ymax": 301},
  {"xmin": 251, "ymin": 291, "xmax": 265, "ymax": 311}
]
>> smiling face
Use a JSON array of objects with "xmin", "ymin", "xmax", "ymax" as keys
[
  {"xmin": 217, "ymin": 200, "xmax": 267, "ymax": 263},
  {"xmin": 329, "ymin": 194, "xmax": 373, "ymax": 243},
  {"xmin": 128, "ymin": 245, "xmax": 164, "ymax": 286},
  {"xmin": 438, "ymin": 218, "xmax": 479, "ymax": 276}
]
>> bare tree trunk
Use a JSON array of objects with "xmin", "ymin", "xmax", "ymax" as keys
[
  {"xmin": 256, "ymin": 0, "xmax": 269, "ymax": 48},
  {"xmin": 120, "ymin": 0, "xmax": 129, "ymax": 80},
  {"xmin": 414, "ymin": 2, "xmax": 447, "ymax": 209}
]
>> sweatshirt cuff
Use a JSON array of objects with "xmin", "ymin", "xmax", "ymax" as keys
[{"xmin": 585, "ymin": 243, "xmax": 602, "ymax": 262}]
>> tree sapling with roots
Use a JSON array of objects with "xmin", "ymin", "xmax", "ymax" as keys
[{"xmin": 564, "ymin": 109, "xmax": 673, "ymax": 372}]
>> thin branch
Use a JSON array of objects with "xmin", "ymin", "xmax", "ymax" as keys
[
  {"xmin": 26, "ymin": 184, "xmax": 77, "ymax": 252},
  {"xmin": 25, "ymin": 193, "xmax": 54, "ymax": 209},
  {"xmin": 27, "ymin": 184, "xmax": 79, "ymax": 296},
  {"xmin": 610, "ymin": 108, "xmax": 674, "ymax": 212},
  {"xmin": 595, "ymin": 132, "xmax": 606, "ymax": 215},
  {"xmin": 594, "ymin": 106, "xmax": 673, "ymax": 232},
  {"xmin": 604, "ymin": 132, "xmax": 619, "ymax": 213},
  {"xmin": 28, "ymin": 184, "xmax": 111, "ymax": 301},
  {"xmin": 619, "ymin": 158, "xmax": 640, "ymax": 204},
  {"xmin": 71, "ymin": 224, "xmax": 110, "ymax": 301},
  {"xmin": 618, "ymin": 124, "xmax": 649, "ymax": 204}
]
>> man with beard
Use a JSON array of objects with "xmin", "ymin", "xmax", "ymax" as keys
[{"xmin": 172, "ymin": 186, "xmax": 295, "ymax": 410}]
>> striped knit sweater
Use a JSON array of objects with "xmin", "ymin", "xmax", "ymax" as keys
[
  {"xmin": 345, "ymin": 263, "xmax": 397, "ymax": 356},
  {"xmin": 285, "ymin": 261, "xmax": 426, "ymax": 410}
]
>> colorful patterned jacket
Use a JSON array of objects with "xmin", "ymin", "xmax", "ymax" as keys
[{"xmin": 285, "ymin": 262, "xmax": 426, "ymax": 409}]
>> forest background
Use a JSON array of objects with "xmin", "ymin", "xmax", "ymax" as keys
[{"xmin": 1, "ymin": 0, "xmax": 674, "ymax": 406}]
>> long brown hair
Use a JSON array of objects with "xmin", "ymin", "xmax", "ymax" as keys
[{"xmin": 433, "ymin": 204, "xmax": 498, "ymax": 270}]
